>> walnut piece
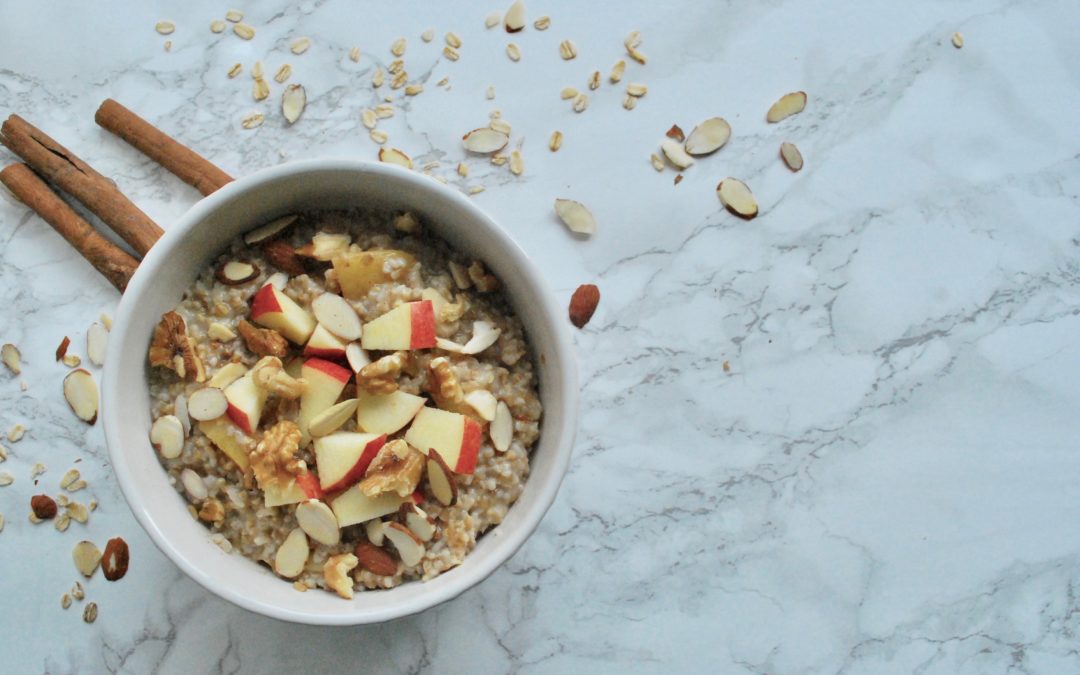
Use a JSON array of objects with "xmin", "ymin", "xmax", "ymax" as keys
[
  {"xmin": 323, "ymin": 553, "xmax": 359, "ymax": 599},
  {"xmin": 359, "ymin": 439, "xmax": 425, "ymax": 497},
  {"xmin": 198, "ymin": 498, "xmax": 225, "ymax": 523},
  {"xmin": 238, "ymin": 319, "xmax": 289, "ymax": 357},
  {"xmin": 252, "ymin": 356, "xmax": 306, "ymax": 399},
  {"xmin": 439, "ymin": 297, "xmax": 466, "ymax": 324},
  {"xmin": 357, "ymin": 351, "xmax": 407, "ymax": 394},
  {"xmin": 148, "ymin": 312, "xmax": 206, "ymax": 382},
  {"xmin": 249, "ymin": 420, "xmax": 306, "ymax": 494},
  {"xmin": 428, "ymin": 357, "xmax": 464, "ymax": 407},
  {"xmin": 467, "ymin": 261, "xmax": 500, "ymax": 293}
]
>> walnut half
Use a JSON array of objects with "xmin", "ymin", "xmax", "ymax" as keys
[
  {"xmin": 359, "ymin": 439, "xmax": 424, "ymax": 498},
  {"xmin": 357, "ymin": 351, "xmax": 407, "ymax": 394},
  {"xmin": 323, "ymin": 553, "xmax": 359, "ymax": 599},
  {"xmin": 248, "ymin": 420, "xmax": 306, "ymax": 493},
  {"xmin": 148, "ymin": 312, "xmax": 206, "ymax": 382},
  {"xmin": 238, "ymin": 319, "xmax": 288, "ymax": 358}
]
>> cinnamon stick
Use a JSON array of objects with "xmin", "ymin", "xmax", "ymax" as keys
[
  {"xmin": 0, "ymin": 114, "xmax": 163, "ymax": 257},
  {"xmin": 95, "ymin": 99, "xmax": 233, "ymax": 196},
  {"xmin": 0, "ymin": 164, "xmax": 138, "ymax": 291}
]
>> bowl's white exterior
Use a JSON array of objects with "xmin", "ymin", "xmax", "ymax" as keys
[{"xmin": 102, "ymin": 160, "xmax": 577, "ymax": 625}]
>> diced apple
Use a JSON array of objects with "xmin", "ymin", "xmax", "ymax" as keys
[
  {"xmin": 298, "ymin": 358, "xmax": 351, "ymax": 444},
  {"xmin": 250, "ymin": 284, "xmax": 316, "ymax": 344},
  {"xmin": 224, "ymin": 371, "xmax": 268, "ymax": 435},
  {"xmin": 198, "ymin": 417, "xmax": 251, "ymax": 470},
  {"xmin": 360, "ymin": 300, "xmax": 436, "ymax": 350},
  {"xmin": 333, "ymin": 249, "xmax": 416, "ymax": 300},
  {"xmin": 404, "ymin": 407, "xmax": 482, "ymax": 474},
  {"xmin": 330, "ymin": 486, "xmax": 405, "ymax": 527},
  {"xmin": 356, "ymin": 390, "xmax": 426, "ymax": 435},
  {"xmin": 303, "ymin": 324, "xmax": 348, "ymax": 360},
  {"xmin": 314, "ymin": 432, "xmax": 387, "ymax": 492},
  {"xmin": 262, "ymin": 472, "xmax": 323, "ymax": 507}
]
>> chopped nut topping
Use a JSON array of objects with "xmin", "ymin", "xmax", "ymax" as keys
[
  {"xmin": 428, "ymin": 357, "xmax": 464, "ymax": 409},
  {"xmin": 359, "ymin": 439, "xmax": 424, "ymax": 497},
  {"xmin": 467, "ymin": 261, "xmax": 500, "ymax": 292},
  {"xmin": 238, "ymin": 319, "xmax": 288, "ymax": 358},
  {"xmin": 198, "ymin": 498, "xmax": 225, "ymax": 523},
  {"xmin": 252, "ymin": 356, "xmax": 305, "ymax": 399},
  {"xmin": 149, "ymin": 312, "xmax": 206, "ymax": 382},
  {"xmin": 358, "ymin": 351, "xmax": 407, "ymax": 394},
  {"xmin": 323, "ymin": 553, "xmax": 358, "ymax": 599},
  {"xmin": 249, "ymin": 421, "xmax": 306, "ymax": 494}
]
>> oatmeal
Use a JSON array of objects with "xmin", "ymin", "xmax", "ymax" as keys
[{"xmin": 147, "ymin": 210, "xmax": 541, "ymax": 597}]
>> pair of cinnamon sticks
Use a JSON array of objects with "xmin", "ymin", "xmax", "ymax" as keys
[{"xmin": 0, "ymin": 100, "xmax": 234, "ymax": 291}]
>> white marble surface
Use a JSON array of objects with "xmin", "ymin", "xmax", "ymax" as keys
[{"xmin": 2, "ymin": 0, "xmax": 1080, "ymax": 672}]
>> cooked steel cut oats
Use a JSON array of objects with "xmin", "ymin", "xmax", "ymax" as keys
[{"xmin": 147, "ymin": 209, "xmax": 541, "ymax": 597}]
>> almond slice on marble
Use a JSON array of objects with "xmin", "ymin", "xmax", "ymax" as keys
[
  {"xmin": 312, "ymin": 293, "xmax": 362, "ymax": 341},
  {"xmin": 308, "ymin": 398, "xmax": 359, "ymax": 438},
  {"xmin": 1, "ymin": 344, "xmax": 20, "ymax": 374},
  {"xmin": 717, "ymin": 178, "xmax": 758, "ymax": 219},
  {"xmin": 461, "ymin": 321, "xmax": 501, "ymax": 354},
  {"xmin": 462, "ymin": 128, "xmax": 510, "ymax": 154},
  {"xmin": 296, "ymin": 499, "xmax": 341, "ymax": 546},
  {"xmin": 186, "ymin": 387, "xmax": 228, "ymax": 421},
  {"xmin": 282, "ymin": 84, "xmax": 306, "ymax": 124},
  {"xmin": 378, "ymin": 147, "xmax": 413, "ymax": 169},
  {"xmin": 766, "ymin": 91, "xmax": 807, "ymax": 123},
  {"xmin": 464, "ymin": 390, "xmax": 498, "ymax": 421},
  {"xmin": 150, "ymin": 415, "xmax": 185, "ymax": 459},
  {"xmin": 345, "ymin": 342, "xmax": 371, "ymax": 373},
  {"xmin": 426, "ymin": 450, "xmax": 458, "ymax": 506},
  {"xmin": 215, "ymin": 261, "xmax": 259, "ymax": 285},
  {"xmin": 384, "ymin": 522, "xmax": 425, "ymax": 566},
  {"xmin": 554, "ymin": 198, "xmax": 596, "ymax": 235},
  {"xmin": 490, "ymin": 401, "xmax": 513, "ymax": 452},
  {"xmin": 63, "ymin": 369, "xmax": 98, "ymax": 424},
  {"xmin": 56, "ymin": 336, "xmax": 71, "ymax": 361},
  {"xmin": 660, "ymin": 139, "xmax": 695, "ymax": 169},
  {"xmin": 101, "ymin": 537, "xmax": 130, "ymax": 581},
  {"xmin": 86, "ymin": 323, "xmax": 108, "ymax": 366},
  {"xmin": 569, "ymin": 284, "xmax": 600, "ymax": 328},
  {"xmin": 780, "ymin": 142, "xmax": 804, "ymax": 171},
  {"xmin": 273, "ymin": 527, "xmax": 309, "ymax": 578},
  {"xmin": 504, "ymin": 0, "xmax": 526, "ymax": 32},
  {"xmin": 244, "ymin": 215, "xmax": 298, "ymax": 245},
  {"xmin": 72, "ymin": 541, "xmax": 102, "ymax": 578},
  {"xmin": 684, "ymin": 117, "xmax": 731, "ymax": 156},
  {"xmin": 207, "ymin": 322, "xmax": 236, "ymax": 341}
]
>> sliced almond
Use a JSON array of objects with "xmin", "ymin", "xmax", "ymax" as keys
[
  {"xmin": 282, "ymin": 84, "xmax": 306, "ymax": 124},
  {"xmin": 343, "ymin": 343, "xmax": 371, "ymax": 374},
  {"xmin": 717, "ymin": 178, "xmax": 759, "ymax": 219},
  {"xmin": 491, "ymin": 401, "xmax": 513, "ymax": 452},
  {"xmin": 233, "ymin": 23, "xmax": 255, "ymax": 40},
  {"xmin": 560, "ymin": 87, "xmax": 579, "ymax": 100},
  {"xmin": 62, "ymin": 353, "xmax": 82, "ymax": 368},
  {"xmin": 403, "ymin": 504, "xmax": 436, "ymax": 542},
  {"xmin": 462, "ymin": 127, "xmax": 510, "ymax": 154},
  {"xmin": 464, "ymin": 390, "xmax": 498, "ymax": 421},
  {"xmin": 1, "ymin": 344, "xmax": 20, "ymax": 375},
  {"xmin": 56, "ymin": 336, "xmax": 71, "ymax": 361},
  {"xmin": 660, "ymin": 138, "xmax": 694, "ymax": 169},
  {"xmin": 559, "ymin": 40, "xmax": 577, "ymax": 60},
  {"xmin": 155, "ymin": 21, "xmax": 175, "ymax": 35},
  {"xmin": 174, "ymin": 394, "xmax": 191, "ymax": 435},
  {"xmin": 312, "ymin": 293, "xmax": 363, "ymax": 341},
  {"xmin": 378, "ymin": 147, "xmax": 413, "ymax": 169},
  {"xmin": 766, "ymin": 91, "xmax": 807, "ymax": 123},
  {"xmin": 63, "ymin": 369, "xmax": 98, "ymax": 424},
  {"xmin": 274, "ymin": 528, "xmax": 309, "ymax": 579},
  {"xmin": 186, "ymin": 387, "xmax": 228, "ymax": 421},
  {"xmin": 509, "ymin": 150, "xmax": 524, "ymax": 176},
  {"xmin": 384, "ymin": 522, "xmax": 425, "ymax": 566},
  {"xmin": 610, "ymin": 59, "xmax": 626, "ymax": 83},
  {"xmin": 684, "ymin": 117, "xmax": 731, "ymax": 156},
  {"xmin": 650, "ymin": 153, "xmax": 664, "ymax": 171},
  {"xmin": 365, "ymin": 519, "xmax": 387, "ymax": 546},
  {"xmin": 207, "ymin": 322, "xmax": 236, "ymax": 341},
  {"xmin": 72, "ymin": 541, "xmax": 102, "ymax": 578},
  {"xmin": 150, "ymin": 415, "xmax": 185, "ymax": 459},
  {"xmin": 290, "ymin": 37, "xmax": 311, "ymax": 55},
  {"xmin": 426, "ymin": 449, "xmax": 458, "ymax": 506},
  {"xmin": 506, "ymin": 43, "xmax": 522, "ymax": 62},
  {"xmin": 308, "ymin": 398, "xmax": 359, "ymax": 438},
  {"xmin": 215, "ymin": 261, "xmax": 259, "ymax": 285},
  {"xmin": 244, "ymin": 214, "xmax": 298, "ymax": 245},
  {"xmin": 504, "ymin": 0, "xmax": 526, "ymax": 32},
  {"xmin": 274, "ymin": 64, "xmax": 292, "ymax": 84},
  {"xmin": 180, "ymin": 468, "xmax": 208, "ymax": 501},
  {"xmin": 554, "ymin": 198, "xmax": 596, "ymax": 235},
  {"xmin": 780, "ymin": 142, "xmax": 804, "ymax": 171},
  {"xmin": 462, "ymin": 320, "xmax": 502, "ymax": 354},
  {"xmin": 296, "ymin": 499, "xmax": 340, "ymax": 546}
]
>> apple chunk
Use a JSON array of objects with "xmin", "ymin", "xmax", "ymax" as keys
[
  {"xmin": 303, "ymin": 323, "xmax": 348, "ymax": 360},
  {"xmin": 314, "ymin": 432, "xmax": 387, "ymax": 492},
  {"xmin": 223, "ymin": 371, "xmax": 268, "ymax": 435},
  {"xmin": 360, "ymin": 300, "xmax": 436, "ymax": 350},
  {"xmin": 250, "ymin": 284, "xmax": 316, "ymax": 345},
  {"xmin": 356, "ymin": 390, "xmax": 426, "ymax": 435},
  {"xmin": 330, "ymin": 486, "xmax": 405, "ymax": 527},
  {"xmin": 333, "ymin": 249, "xmax": 416, "ymax": 300},
  {"xmin": 198, "ymin": 417, "xmax": 251, "ymax": 470},
  {"xmin": 298, "ymin": 358, "xmax": 351, "ymax": 444},
  {"xmin": 404, "ymin": 407, "xmax": 482, "ymax": 474},
  {"xmin": 263, "ymin": 472, "xmax": 323, "ymax": 507}
]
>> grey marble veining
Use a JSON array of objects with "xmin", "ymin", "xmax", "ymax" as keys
[{"xmin": 2, "ymin": 0, "xmax": 1080, "ymax": 673}]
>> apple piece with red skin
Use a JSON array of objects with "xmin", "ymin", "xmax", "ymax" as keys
[
  {"xmin": 330, "ymin": 486, "xmax": 405, "ymax": 527},
  {"xmin": 360, "ymin": 300, "xmax": 436, "ymax": 351},
  {"xmin": 403, "ymin": 407, "xmax": 482, "ymax": 474},
  {"xmin": 314, "ymin": 432, "xmax": 387, "ymax": 492},
  {"xmin": 263, "ymin": 471, "xmax": 323, "ymax": 507},
  {"xmin": 355, "ymin": 390, "xmax": 426, "ymax": 435},
  {"xmin": 298, "ymin": 357, "xmax": 352, "ymax": 444},
  {"xmin": 303, "ymin": 323, "xmax": 348, "ymax": 360},
  {"xmin": 199, "ymin": 417, "xmax": 251, "ymax": 470},
  {"xmin": 250, "ymin": 284, "xmax": 317, "ymax": 345},
  {"xmin": 223, "ymin": 371, "xmax": 268, "ymax": 435}
]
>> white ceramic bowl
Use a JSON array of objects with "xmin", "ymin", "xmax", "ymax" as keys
[{"xmin": 102, "ymin": 159, "xmax": 577, "ymax": 625}]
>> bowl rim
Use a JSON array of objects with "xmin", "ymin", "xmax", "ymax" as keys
[{"xmin": 102, "ymin": 158, "xmax": 578, "ymax": 624}]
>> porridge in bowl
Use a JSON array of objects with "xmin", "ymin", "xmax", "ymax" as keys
[{"xmin": 146, "ymin": 209, "xmax": 541, "ymax": 598}]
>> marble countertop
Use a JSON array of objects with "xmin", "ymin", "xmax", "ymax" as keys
[{"xmin": 3, "ymin": 1, "xmax": 1080, "ymax": 672}]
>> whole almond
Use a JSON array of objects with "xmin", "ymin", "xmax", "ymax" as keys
[
  {"xmin": 568, "ymin": 284, "xmax": 600, "ymax": 328},
  {"xmin": 31, "ymin": 494, "xmax": 57, "ymax": 520},
  {"xmin": 354, "ymin": 542, "xmax": 398, "ymax": 576},
  {"xmin": 101, "ymin": 537, "xmax": 130, "ymax": 581},
  {"xmin": 262, "ymin": 240, "xmax": 307, "ymax": 275}
]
